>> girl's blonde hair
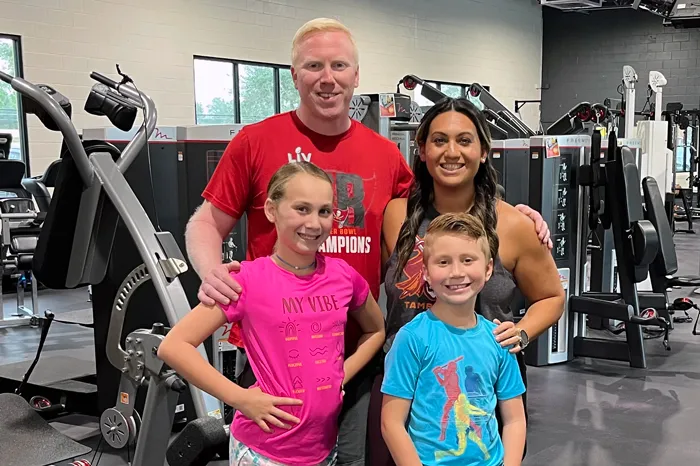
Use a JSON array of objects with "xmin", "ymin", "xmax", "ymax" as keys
[{"xmin": 267, "ymin": 161, "xmax": 333, "ymax": 203}]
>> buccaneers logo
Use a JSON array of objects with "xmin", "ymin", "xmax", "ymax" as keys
[{"xmin": 396, "ymin": 235, "xmax": 436, "ymax": 301}]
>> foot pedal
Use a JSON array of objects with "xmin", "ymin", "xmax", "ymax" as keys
[{"xmin": 166, "ymin": 416, "xmax": 228, "ymax": 466}]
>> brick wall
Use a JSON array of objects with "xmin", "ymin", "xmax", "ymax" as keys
[
  {"xmin": 541, "ymin": 7, "xmax": 700, "ymax": 128},
  {"xmin": 0, "ymin": 0, "xmax": 543, "ymax": 175}
]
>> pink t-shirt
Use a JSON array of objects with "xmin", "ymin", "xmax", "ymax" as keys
[{"xmin": 220, "ymin": 253, "xmax": 370, "ymax": 465}]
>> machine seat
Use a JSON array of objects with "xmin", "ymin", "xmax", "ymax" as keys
[
  {"xmin": 32, "ymin": 140, "xmax": 122, "ymax": 289},
  {"xmin": 642, "ymin": 176, "xmax": 700, "ymax": 291},
  {"xmin": 11, "ymin": 235, "xmax": 39, "ymax": 254},
  {"xmin": 642, "ymin": 177, "xmax": 678, "ymax": 275},
  {"xmin": 16, "ymin": 254, "xmax": 34, "ymax": 271},
  {"xmin": 615, "ymin": 146, "xmax": 659, "ymax": 283},
  {"xmin": 0, "ymin": 160, "xmax": 26, "ymax": 197},
  {"xmin": 22, "ymin": 159, "xmax": 62, "ymax": 213}
]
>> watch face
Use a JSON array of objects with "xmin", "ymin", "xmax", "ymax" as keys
[{"xmin": 520, "ymin": 330, "xmax": 529, "ymax": 346}]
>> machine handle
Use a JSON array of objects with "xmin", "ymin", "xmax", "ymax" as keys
[{"xmin": 90, "ymin": 71, "xmax": 119, "ymax": 89}]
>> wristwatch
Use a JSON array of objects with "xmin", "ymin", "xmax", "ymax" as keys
[{"xmin": 517, "ymin": 328, "xmax": 530, "ymax": 349}]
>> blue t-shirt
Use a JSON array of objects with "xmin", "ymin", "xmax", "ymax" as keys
[{"xmin": 381, "ymin": 311, "xmax": 526, "ymax": 466}]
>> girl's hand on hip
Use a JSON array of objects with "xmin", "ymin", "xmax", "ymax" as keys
[{"xmin": 239, "ymin": 387, "xmax": 302, "ymax": 433}]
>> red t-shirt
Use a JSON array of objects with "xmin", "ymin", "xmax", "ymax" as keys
[{"xmin": 203, "ymin": 111, "xmax": 413, "ymax": 349}]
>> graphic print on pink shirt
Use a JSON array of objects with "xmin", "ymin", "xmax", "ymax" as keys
[{"xmin": 219, "ymin": 254, "xmax": 369, "ymax": 466}]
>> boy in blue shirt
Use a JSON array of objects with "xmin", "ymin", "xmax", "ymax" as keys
[{"xmin": 381, "ymin": 212, "xmax": 527, "ymax": 466}]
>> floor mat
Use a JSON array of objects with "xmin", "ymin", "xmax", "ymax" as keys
[
  {"xmin": 0, "ymin": 393, "xmax": 92, "ymax": 466},
  {"xmin": 53, "ymin": 307, "xmax": 93, "ymax": 326},
  {"xmin": 0, "ymin": 355, "xmax": 94, "ymax": 385}
]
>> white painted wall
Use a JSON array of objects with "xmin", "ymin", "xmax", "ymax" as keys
[{"xmin": 0, "ymin": 0, "xmax": 543, "ymax": 175}]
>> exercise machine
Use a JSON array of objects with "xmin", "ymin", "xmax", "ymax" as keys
[
  {"xmin": 572, "ymin": 131, "xmax": 670, "ymax": 368},
  {"xmin": 83, "ymin": 123, "xmax": 247, "ymax": 425},
  {"xmin": 349, "ymin": 91, "xmax": 423, "ymax": 164},
  {"xmin": 522, "ymin": 134, "xmax": 589, "ymax": 366},
  {"xmin": 0, "ymin": 67, "xmax": 225, "ymax": 465},
  {"xmin": 0, "ymin": 157, "xmax": 43, "ymax": 329},
  {"xmin": 396, "ymin": 74, "xmax": 512, "ymax": 141}
]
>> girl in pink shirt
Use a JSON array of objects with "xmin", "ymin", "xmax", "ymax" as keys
[{"xmin": 158, "ymin": 161, "xmax": 386, "ymax": 466}]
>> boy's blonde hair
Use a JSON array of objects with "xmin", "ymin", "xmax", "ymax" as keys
[
  {"xmin": 267, "ymin": 161, "xmax": 332, "ymax": 203},
  {"xmin": 291, "ymin": 17, "xmax": 359, "ymax": 66},
  {"xmin": 423, "ymin": 212, "xmax": 496, "ymax": 262}
]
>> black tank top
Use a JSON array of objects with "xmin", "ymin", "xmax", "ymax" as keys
[{"xmin": 383, "ymin": 205, "xmax": 518, "ymax": 352}]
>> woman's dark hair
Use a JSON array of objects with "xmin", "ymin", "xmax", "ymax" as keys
[{"xmin": 394, "ymin": 97, "xmax": 500, "ymax": 281}]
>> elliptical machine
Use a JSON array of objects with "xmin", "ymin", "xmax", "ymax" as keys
[{"xmin": 0, "ymin": 67, "xmax": 224, "ymax": 465}]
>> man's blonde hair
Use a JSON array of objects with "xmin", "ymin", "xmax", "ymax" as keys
[{"xmin": 291, "ymin": 17, "xmax": 359, "ymax": 66}]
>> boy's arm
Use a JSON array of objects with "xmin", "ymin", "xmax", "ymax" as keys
[
  {"xmin": 380, "ymin": 329, "xmax": 424, "ymax": 466},
  {"xmin": 495, "ymin": 350, "xmax": 528, "ymax": 466},
  {"xmin": 344, "ymin": 293, "xmax": 386, "ymax": 385},
  {"xmin": 499, "ymin": 396, "xmax": 527, "ymax": 466},
  {"xmin": 381, "ymin": 396, "xmax": 422, "ymax": 466}
]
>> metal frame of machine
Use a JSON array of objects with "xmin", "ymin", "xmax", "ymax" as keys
[{"xmin": 0, "ymin": 68, "xmax": 225, "ymax": 465}]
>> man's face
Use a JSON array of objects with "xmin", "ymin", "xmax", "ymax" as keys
[{"xmin": 292, "ymin": 31, "xmax": 359, "ymax": 122}]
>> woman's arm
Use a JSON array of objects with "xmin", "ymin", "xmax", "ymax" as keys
[
  {"xmin": 344, "ymin": 294, "xmax": 386, "ymax": 385},
  {"xmin": 499, "ymin": 396, "xmax": 527, "ymax": 466},
  {"xmin": 382, "ymin": 198, "xmax": 408, "ymax": 258},
  {"xmin": 381, "ymin": 395, "xmax": 423, "ymax": 466},
  {"xmin": 497, "ymin": 204, "xmax": 565, "ymax": 346}
]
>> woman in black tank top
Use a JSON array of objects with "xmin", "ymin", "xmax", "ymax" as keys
[{"xmin": 368, "ymin": 98, "xmax": 566, "ymax": 466}]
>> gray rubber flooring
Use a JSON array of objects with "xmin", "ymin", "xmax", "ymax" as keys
[{"xmin": 2, "ymin": 232, "xmax": 700, "ymax": 465}]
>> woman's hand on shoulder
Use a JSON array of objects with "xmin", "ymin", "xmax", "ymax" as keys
[
  {"xmin": 504, "ymin": 202, "xmax": 552, "ymax": 249},
  {"xmin": 508, "ymin": 208, "xmax": 565, "ymax": 312},
  {"xmin": 492, "ymin": 318, "xmax": 523, "ymax": 354}
]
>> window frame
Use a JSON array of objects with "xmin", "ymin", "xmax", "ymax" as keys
[
  {"xmin": 193, "ymin": 55, "xmax": 295, "ymax": 125},
  {"xmin": 0, "ymin": 33, "xmax": 29, "ymax": 173}
]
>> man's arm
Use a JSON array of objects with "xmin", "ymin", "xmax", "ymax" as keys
[
  {"xmin": 381, "ymin": 395, "xmax": 422, "ymax": 466},
  {"xmin": 187, "ymin": 130, "xmax": 254, "ymax": 306},
  {"xmin": 186, "ymin": 201, "xmax": 243, "ymax": 305},
  {"xmin": 499, "ymin": 396, "xmax": 527, "ymax": 466},
  {"xmin": 186, "ymin": 201, "xmax": 238, "ymax": 278}
]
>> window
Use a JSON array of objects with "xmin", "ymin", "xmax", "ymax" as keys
[
  {"xmin": 194, "ymin": 56, "xmax": 300, "ymax": 125},
  {"xmin": 413, "ymin": 80, "xmax": 489, "ymax": 107},
  {"xmin": 0, "ymin": 34, "xmax": 28, "ymax": 169},
  {"xmin": 676, "ymin": 126, "xmax": 693, "ymax": 173}
]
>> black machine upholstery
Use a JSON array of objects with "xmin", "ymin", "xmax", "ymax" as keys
[
  {"xmin": 22, "ymin": 159, "xmax": 62, "ymax": 213},
  {"xmin": 0, "ymin": 159, "xmax": 28, "ymax": 198},
  {"xmin": 643, "ymin": 177, "xmax": 700, "ymax": 291},
  {"xmin": 571, "ymin": 131, "xmax": 669, "ymax": 368},
  {"xmin": 0, "ymin": 160, "xmax": 44, "ymax": 276},
  {"xmin": 32, "ymin": 141, "xmax": 122, "ymax": 289},
  {"xmin": 0, "ymin": 132, "xmax": 11, "ymax": 159}
]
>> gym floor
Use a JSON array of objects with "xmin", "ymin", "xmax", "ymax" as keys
[{"xmin": 2, "ymin": 235, "xmax": 700, "ymax": 466}]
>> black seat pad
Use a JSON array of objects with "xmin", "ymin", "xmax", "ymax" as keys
[
  {"xmin": 642, "ymin": 176, "xmax": 678, "ymax": 276},
  {"xmin": 33, "ymin": 140, "xmax": 121, "ymax": 288}
]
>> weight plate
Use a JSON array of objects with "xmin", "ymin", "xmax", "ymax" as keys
[{"xmin": 101, "ymin": 408, "xmax": 132, "ymax": 449}]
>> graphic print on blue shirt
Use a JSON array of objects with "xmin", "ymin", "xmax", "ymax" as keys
[{"xmin": 381, "ymin": 312, "xmax": 526, "ymax": 466}]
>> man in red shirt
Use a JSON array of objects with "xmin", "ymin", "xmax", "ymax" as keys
[{"xmin": 185, "ymin": 18, "xmax": 550, "ymax": 466}]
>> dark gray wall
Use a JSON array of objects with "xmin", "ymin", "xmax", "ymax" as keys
[{"xmin": 541, "ymin": 8, "xmax": 700, "ymax": 128}]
